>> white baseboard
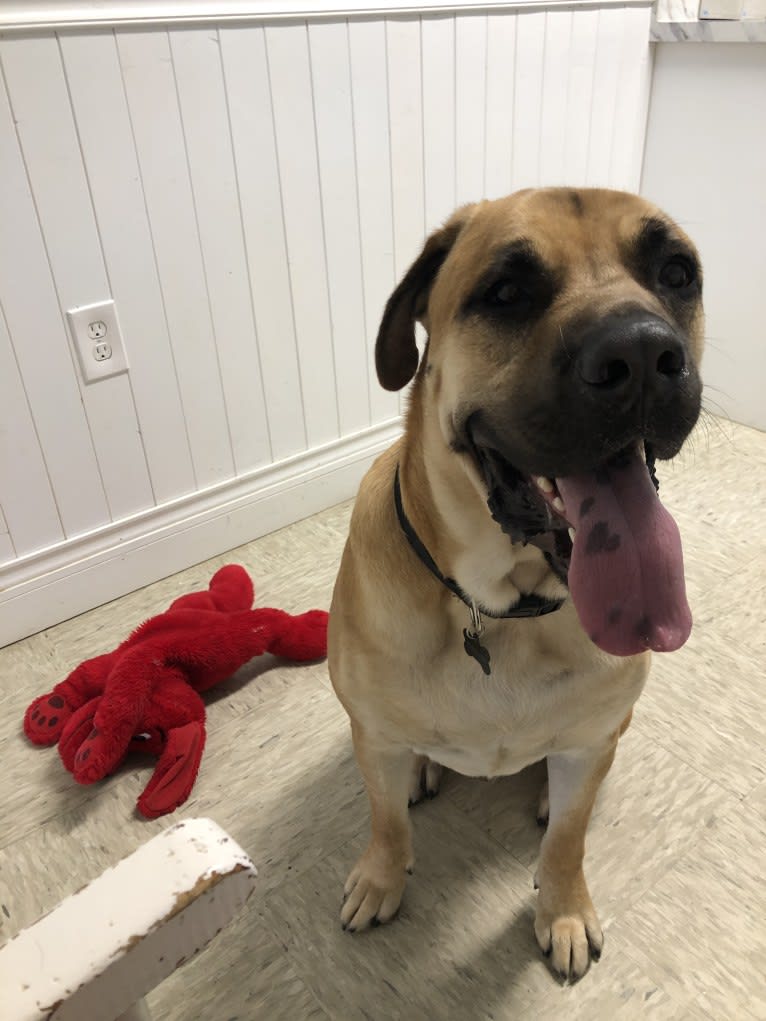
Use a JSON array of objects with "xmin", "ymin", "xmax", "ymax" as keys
[{"xmin": 0, "ymin": 418, "xmax": 401, "ymax": 648}]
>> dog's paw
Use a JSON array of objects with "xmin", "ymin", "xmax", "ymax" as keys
[
  {"xmin": 340, "ymin": 846, "xmax": 409, "ymax": 932},
  {"xmin": 534, "ymin": 887, "xmax": 603, "ymax": 982},
  {"xmin": 408, "ymin": 756, "xmax": 443, "ymax": 806}
]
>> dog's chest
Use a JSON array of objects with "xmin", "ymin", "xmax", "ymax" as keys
[
  {"xmin": 409, "ymin": 672, "xmax": 576, "ymax": 778},
  {"xmin": 403, "ymin": 617, "xmax": 643, "ymax": 778}
]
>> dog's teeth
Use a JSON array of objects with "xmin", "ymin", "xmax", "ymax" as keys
[
  {"xmin": 552, "ymin": 496, "xmax": 565, "ymax": 513},
  {"xmin": 568, "ymin": 527, "xmax": 576, "ymax": 542},
  {"xmin": 535, "ymin": 476, "xmax": 554, "ymax": 493}
]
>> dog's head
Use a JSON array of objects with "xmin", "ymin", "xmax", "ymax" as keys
[{"xmin": 377, "ymin": 188, "xmax": 704, "ymax": 658}]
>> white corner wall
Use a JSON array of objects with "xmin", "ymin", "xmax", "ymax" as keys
[
  {"xmin": 0, "ymin": 3, "xmax": 654, "ymax": 646},
  {"xmin": 641, "ymin": 42, "xmax": 766, "ymax": 434}
]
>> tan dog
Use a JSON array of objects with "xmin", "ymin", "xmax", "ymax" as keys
[{"xmin": 328, "ymin": 188, "xmax": 704, "ymax": 981}]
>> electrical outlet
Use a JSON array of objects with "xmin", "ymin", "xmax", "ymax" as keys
[
  {"xmin": 88, "ymin": 320, "xmax": 107, "ymax": 340},
  {"xmin": 67, "ymin": 300, "xmax": 128, "ymax": 383}
]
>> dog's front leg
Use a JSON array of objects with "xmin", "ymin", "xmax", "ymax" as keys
[
  {"xmin": 341, "ymin": 724, "xmax": 415, "ymax": 932},
  {"xmin": 534, "ymin": 739, "xmax": 617, "ymax": 981}
]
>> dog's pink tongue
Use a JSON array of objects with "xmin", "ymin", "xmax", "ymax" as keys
[{"xmin": 555, "ymin": 449, "xmax": 691, "ymax": 656}]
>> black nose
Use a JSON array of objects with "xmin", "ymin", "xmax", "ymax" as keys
[{"xmin": 577, "ymin": 310, "xmax": 686, "ymax": 398}]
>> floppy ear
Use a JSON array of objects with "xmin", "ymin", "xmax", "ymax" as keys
[{"xmin": 375, "ymin": 209, "xmax": 471, "ymax": 391}]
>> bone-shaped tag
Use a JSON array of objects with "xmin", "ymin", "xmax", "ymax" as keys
[{"xmin": 463, "ymin": 629, "xmax": 491, "ymax": 675}]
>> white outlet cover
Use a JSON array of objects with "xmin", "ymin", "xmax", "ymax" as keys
[{"xmin": 67, "ymin": 300, "xmax": 129, "ymax": 383}]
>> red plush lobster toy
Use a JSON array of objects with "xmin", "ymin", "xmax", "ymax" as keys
[{"xmin": 24, "ymin": 565, "xmax": 327, "ymax": 819}]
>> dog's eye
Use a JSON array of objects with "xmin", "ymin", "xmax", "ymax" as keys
[
  {"xmin": 659, "ymin": 258, "xmax": 694, "ymax": 289},
  {"xmin": 485, "ymin": 280, "xmax": 532, "ymax": 311}
]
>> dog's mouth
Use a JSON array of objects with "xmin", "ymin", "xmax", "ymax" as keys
[{"xmin": 467, "ymin": 427, "xmax": 692, "ymax": 658}]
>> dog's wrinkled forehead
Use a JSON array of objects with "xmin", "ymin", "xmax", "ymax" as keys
[
  {"xmin": 373, "ymin": 187, "xmax": 702, "ymax": 394},
  {"xmin": 430, "ymin": 189, "xmax": 692, "ymax": 321}
]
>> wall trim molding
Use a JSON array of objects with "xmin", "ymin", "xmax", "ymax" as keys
[
  {"xmin": 0, "ymin": 0, "xmax": 652, "ymax": 32},
  {"xmin": 0, "ymin": 418, "xmax": 401, "ymax": 647}
]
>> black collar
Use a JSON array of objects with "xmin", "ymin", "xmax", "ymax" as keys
[{"xmin": 393, "ymin": 466, "xmax": 565, "ymax": 622}]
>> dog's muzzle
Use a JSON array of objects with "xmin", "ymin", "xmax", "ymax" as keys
[{"xmin": 574, "ymin": 308, "xmax": 689, "ymax": 419}]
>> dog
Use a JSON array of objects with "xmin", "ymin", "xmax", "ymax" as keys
[{"xmin": 328, "ymin": 187, "xmax": 703, "ymax": 981}]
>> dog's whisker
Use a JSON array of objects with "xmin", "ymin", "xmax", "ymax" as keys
[
  {"xmin": 700, "ymin": 340, "xmax": 728, "ymax": 356},
  {"xmin": 702, "ymin": 380, "xmax": 733, "ymax": 397},
  {"xmin": 701, "ymin": 398, "xmax": 733, "ymax": 424},
  {"xmin": 698, "ymin": 406, "xmax": 737, "ymax": 449}
]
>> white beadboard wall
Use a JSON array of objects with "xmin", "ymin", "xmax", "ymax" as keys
[{"xmin": 0, "ymin": 4, "xmax": 653, "ymax": 645}]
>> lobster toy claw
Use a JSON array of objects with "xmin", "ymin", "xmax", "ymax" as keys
[
  {"xmin": 253, "ymin": 608, "xmax": 332, "ymax": 662},
  {"xmin": 24, "ymin": 652, "xmax": 116, "ymax": 746},
  {"xmin": 23, "ymin": 565, "xmax": 328, "ymax": 818}
]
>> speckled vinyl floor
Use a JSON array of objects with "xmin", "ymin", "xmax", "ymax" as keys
[{"xmin": 1, "ymin": 416, "xmax": 764, "ymax": 1020}]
